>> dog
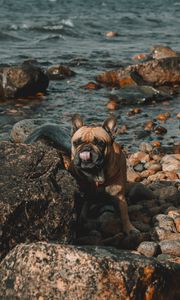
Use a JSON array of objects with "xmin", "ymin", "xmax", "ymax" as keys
[
  {"xmin": 70, "ymin": 114, "xmax": 137, "ymax": 235},
  {"xmin": 16, "ymin": 114, "xmax": 137, "ymax": 235}
]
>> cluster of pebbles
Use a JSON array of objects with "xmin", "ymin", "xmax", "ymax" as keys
[{"xmin": 77, "ymin": 141, "xmax": 180, "ymax": 264}]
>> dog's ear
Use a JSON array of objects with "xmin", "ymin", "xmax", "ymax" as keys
[
  {"xmin": 102, "ymin": 115, "xmax": 118, "ymax": 137},
  {"xmin": 72, "ymin": 114, "xmax": 84, "ymax": 134}
]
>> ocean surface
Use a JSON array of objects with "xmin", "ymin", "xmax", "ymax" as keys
[{"xmin": 0, "ymin": 0, "xmax": 180, "ymax": 151}]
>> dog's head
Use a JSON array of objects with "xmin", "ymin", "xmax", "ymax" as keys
[{"xmin": 71, "ymin": 114, "xmax": 117, "ymax": 184}]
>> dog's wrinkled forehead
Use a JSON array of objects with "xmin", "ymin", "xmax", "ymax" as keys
[{"xmin": 72, "ymin": 126, "xmax": 111, "ymax": 143}]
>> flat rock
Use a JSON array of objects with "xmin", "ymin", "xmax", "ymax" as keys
[
  {"xmin": 0, "ymin": 242, "xmax": 180, "ymax": 300},
  {"xmin": 96, "ymin": 57, "xmax": 180, "ymax": 88}
]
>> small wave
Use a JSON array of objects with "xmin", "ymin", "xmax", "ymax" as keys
[
  {"xmin": 61, "ymin": 19, "xmax": 74, "ymax": 28},
  {"xmin": 0, "ymin": 31, "xmax": 24, "ymax": 41}
]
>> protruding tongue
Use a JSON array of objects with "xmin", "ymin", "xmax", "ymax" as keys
[{"xmin": 79, "ymin": 151, "xmax": 91, "ymax": 161}]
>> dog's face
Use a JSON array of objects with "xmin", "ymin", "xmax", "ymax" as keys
[{"xmin": 71, "ymin": 114, "xmax": 117, "ymax": 184}]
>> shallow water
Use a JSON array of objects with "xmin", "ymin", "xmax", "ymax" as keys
[{"xmin": 0, "ymin": 0, "xmax": 180, "ymax": 151}]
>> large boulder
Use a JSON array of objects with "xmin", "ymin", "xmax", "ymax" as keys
[
  {"xmin": 0, "ymin": 63, "xmax": 49, "ymax": 99},
  {"xmin": 96, "ymin": 57, "xmax": 180, "ymax": 88},
  {"xmin": 0, "ymin": 141, "xmax": 76, "ymax": 260},
  {"xmin": 0, "ymin": 242, "xmax": 179, "ymax": 300}
]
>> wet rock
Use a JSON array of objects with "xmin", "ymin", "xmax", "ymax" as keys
[
  {"xmin": 161, "ymin": 154, "xmax": 180, "ymax": 172},
  {"xmin": 96, "ymin": 57, "xmax": 180, "ymax": 88},
  {"xmin": 47, "ymin": 64, "xmax": 76, "ymax": 80},
  {"xmin": 0, "ymin": 141, "xmax": 76, "ymax": 260},
  {"xmin": 159, "ymin": 240, "xmax": 180, "ymax": 256},
  {"xmin": 156, "ymin": 112, "xmax": 170, "ymax": 121},
  {"xmin": 144, "ymin": 120, "xmax": 155, "ymax": 131},
  {"xmin": 150, "ymin": 45, "xmax": 179, "ymax": 60},
  {"xmin": 1, "ymin": 242, "xmax": 180, "ymax": 300},
  {"xmin": 127, "ymin": 107, "xmax": 142, "ymax": 116},
  {"xmin": 0, "ymin": 64, "xmax": 49, "ymax": 99},
  {"xmin": 105, "ymin": 31, "xmax": 119, "ymax": 37},
  {"xmin": 154, "ymin": 125, "xmax": 167, "ymax": 135},
  {"xmin": 106, "ymin": 99, "xmax": 119, "ymax": 110},
  {"xmin": 137, "ymin": 241, "xmax": 160, "ymax": 257}
]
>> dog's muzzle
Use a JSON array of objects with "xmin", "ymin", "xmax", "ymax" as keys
[{"xmin": 74, "ymin": 146, "xmax": 104, "ymax": 170}]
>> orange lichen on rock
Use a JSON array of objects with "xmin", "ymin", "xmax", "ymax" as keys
[
  {"xmin": 82, "ymin": 82, "xmax": 101, "ymax": 90},
  {"xmin": 118, "ymin": 76, "xmax": 137, "ymax": 87}
]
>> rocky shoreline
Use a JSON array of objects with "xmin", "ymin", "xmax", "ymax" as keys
[
  {"xmin": 0, "ymin": 45, "xmax": 180, "ymax": 299},
  {"xmin": 0, "ymin": 138, "xmax": 179, "ymax": 299}
]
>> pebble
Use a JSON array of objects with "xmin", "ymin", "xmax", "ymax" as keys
[
  {"xmin": 127, "ymin": 107, "xmax": 142, "ymax": 116},
  {"xmin": 105, "ymin": 31, "xmax": 119, "ymax": 37},
  {"xmin": 137, "ymin": 241, "xmax": 160, "ymax": 257},
  {"xmin": 156, "ymin": 112, "xmax": 170, "ymax": 121},
  {"xmin": 144, "ymin": 120, "xmax": 155, "ymax": 131},
  {"xmin": 141, "ymin": 169, "xmax": 156, "ymax": 178},
  {"xmin": 159, "ymin": 240, "xmax": 180, "ymax": 256},
  {"xmin": 47, "ymin": 64, "xmax": 75, "ymax": 80},
  {"xmin": 132, "ymin": 53, "xmax": 147, "ymax": 60},
  {"xmin": 106, "ymin": 99, "xmax": 119, "ymax": 110},
  {"xmin": 133, "ymin": 163, "xmax": 144, "ymax": 172},
  {"xmin": 151, "ymin": 140, "xmax": 161, "ymax": 148},
  {"xmin": 154, "ymin": 125, "xmax": 167, "ymax": 135},
  {"xmin": 128, "ymin": 151, "xmax": 150, "ymax": 167},
  {"xmin": 139, "ymin": 142, "xmax": 153, "ymax": 153}
]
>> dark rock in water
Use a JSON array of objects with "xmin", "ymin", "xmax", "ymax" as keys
[
  {"xmin": 0, "ymin": 141, "xmax": 76, "ymax": 260},
  {"xmin": 0, "ymin": 63, "xmax": 49, "ymax": 99},
  {"xmin": 0, "ymin": 242, "xmax": 180, "ymax": 300},
  {"xmin": 47, "ymin": 64, "xmax": 76, "ymax": 80},
  {"xmin": 96, "ymin": 57, "xmax": 180, "ymax": 88}
]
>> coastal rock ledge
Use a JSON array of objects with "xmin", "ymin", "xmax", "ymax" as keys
[{"xmin": 0, "ymin": 242, "xmax": 180, "ymax": 300}]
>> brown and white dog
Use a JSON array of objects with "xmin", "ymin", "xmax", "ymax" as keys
[{"xmin": 71, "ymin": 114, "xmax": 137, "ymax": 235}]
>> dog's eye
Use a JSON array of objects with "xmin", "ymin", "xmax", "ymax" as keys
[
  {"xmin": 96, "ymin": 140, "xmax": 105, "ymax": 148},
  {"xmin": 73, "ymin": 139, "xmax": 83, "ymax": 147}
]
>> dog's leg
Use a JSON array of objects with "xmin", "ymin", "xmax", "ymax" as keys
[
  {"xmin": 117, "ymin": 192, "xmax": 139, "ymax": 235},
  {"xmin": 106, "ymin": 185, "xmax": 139, "ymax": 235}
]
